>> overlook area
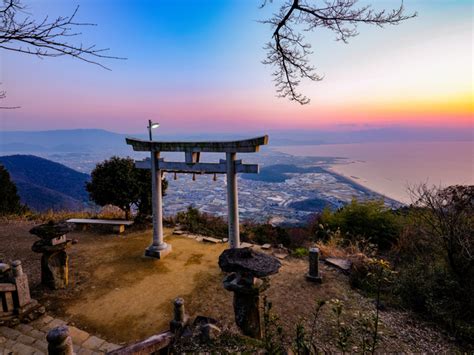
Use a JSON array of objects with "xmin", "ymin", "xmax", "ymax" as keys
[{"xmin": 0, "ymin": 219, "xmax": 464, "ymax": 352}]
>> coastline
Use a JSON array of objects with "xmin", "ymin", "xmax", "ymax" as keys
[
  {"xmin": 273, "ymin": 141, "xmax": 474, "ymax": 206},
  {"xmin": 323, "ymin": 165, "xmax": 404, "ymax": 206}
]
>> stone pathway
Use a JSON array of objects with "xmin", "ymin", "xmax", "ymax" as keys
[{"xmin": 0, "ymin": 315, "xmax": 120, "ymax": 355}]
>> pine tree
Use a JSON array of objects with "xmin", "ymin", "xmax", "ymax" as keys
[{"xmin": 0, "ymin": 165, "xmax": 25, "ymax": 215}]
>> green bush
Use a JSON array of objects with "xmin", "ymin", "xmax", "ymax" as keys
[
  {"xmin": 292, "ymin": 247, "xmax": 309, "ymax": 258},
  {"xmin": 317, "ymin": 199, "xmax": 401, "ymax": 250},
  {"xmin": 176, "ymin": 206, "xmax": 228, "ymax": 238}
]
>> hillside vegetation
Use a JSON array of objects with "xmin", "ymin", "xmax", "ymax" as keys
[{"xmin": 0, "ymin": 155, "xmax": 90, "ymax": 211}]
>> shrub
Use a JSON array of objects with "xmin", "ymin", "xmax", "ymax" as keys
[
  {"xmin": 316, "ymin": 199, "xmax": 401, "ymax": 250},
  {"xmin": 292, "ymin": 247, "xmax": 309, "ymax": 258},
  {"xmin": 242, "ymin": 222, "xmax": 291, "ymax": 247},
  {"xmin": 176, "ymin": 206, "xmax": 228, "ymax": 238},
  {"xmin": 392, "ymin": 185, "xmax": 474, "ymax": 342}
]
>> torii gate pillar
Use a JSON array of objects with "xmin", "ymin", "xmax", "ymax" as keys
[
  {"xmin": 226, "ymin": 152, "xmax": 240, "ymax": 248},
  {"xmin": 145, "ymin": 151, "xmax": 171, "ymax": 259}
]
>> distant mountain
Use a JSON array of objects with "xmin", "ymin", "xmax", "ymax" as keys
[
  {"xmin": 0, "ymin": 155, "xmax": 91, "ymax": 211},
  {"xmin": 0, "ymin": 129, "xmax": 129, "ymax": 153}
]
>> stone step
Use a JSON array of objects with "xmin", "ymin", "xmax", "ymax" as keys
[{"xmin": 0, "ymin": 315, "xmax": 121, "ymax": 355}]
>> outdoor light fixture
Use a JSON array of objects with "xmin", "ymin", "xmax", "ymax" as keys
[{"xmin": 147, "ymin": 120, "xmax": 160, "ymax": 141}]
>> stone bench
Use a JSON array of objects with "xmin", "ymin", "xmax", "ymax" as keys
[{"xmin": 66, "ymin": 219, "xmax": 134, "ymax": 234}]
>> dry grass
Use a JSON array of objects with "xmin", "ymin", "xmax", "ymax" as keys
[{"xmin": 1, "ymin": 205, "xmax": 129, "ymax": 224}]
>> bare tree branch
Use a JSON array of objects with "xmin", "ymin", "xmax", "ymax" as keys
[
  {"xmin": 262, "ymin": 0, "xmax": 417, "ymax": 104},
  {"xmin": 0, "ymin": 0, "xmax": 124, "ymax": 108},
  {"xmin": 0, "ymin": 85, "xmax": 19, "ymax": 109},
  {"xmin": 0, "ymin": 0, "xmax": 124, "ymax": 69}
]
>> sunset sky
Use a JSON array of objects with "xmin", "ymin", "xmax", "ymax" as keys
[{"xmin": 1, "ymin": 0, "xmax": 472, "ymax": 135}]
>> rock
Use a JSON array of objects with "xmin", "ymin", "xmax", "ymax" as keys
[
  {"xmin": 47, "ymin": 326, "xmax": 73, "ymax": 355},
  {"xmin": 273, "ymin": 253, "xmax": 288, "ymax": 260},
  {"xmin": 261, "ymin": 244, "xmax": 272, "ymax": 250},
  {"xmin": 193, "ymin": 316, "xmax": 219, "ymax": 327},
  {"xmin": 193, "ymin": 316, "xmax": 221, "ymax": 342},
  {"xmin": 240, "ymin": 242, "xmax": 253, "ymax": 248},
  {"xmin": 325, "ymin": 257, "xmax": 352, "ymax": 272},
  {"xmin": 198, "ymin": 323, "xmax": 221, "ymax": 342},
  {"xmin": 0, "ymin": 263, "xmax": 11, "ymax": 274},
  {"xmin": 218, "ymin": 248, "xmax": 281, "ymax": 278},
  {"xmin": 203, "ymin": 237, "xmax": 220, "ymax": 244}
]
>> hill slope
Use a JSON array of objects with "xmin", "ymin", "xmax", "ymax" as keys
[{"xmin": 0, "ymin": 155, "xmax": 90, "ymax": 211}]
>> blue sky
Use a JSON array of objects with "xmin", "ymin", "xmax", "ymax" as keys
[{"xmin": 1, "ymin": 0, "xmax": 472, "ymax": 134}]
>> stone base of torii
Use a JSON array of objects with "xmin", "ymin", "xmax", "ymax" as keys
[{"xmin": 126, "ymin": 135, "xmax": 268, "ymax": 258}]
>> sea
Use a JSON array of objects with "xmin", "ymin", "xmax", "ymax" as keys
[{"xmin": 275, "ymin": 141, "xmax": 474, "ymax": 204}]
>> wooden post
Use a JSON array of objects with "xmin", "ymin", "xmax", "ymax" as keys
[
  {"xmin": 226, "ymin": 152, "xmax": 240, "ymax": 248},
  {"xmin": 145, "ymin": 151, "xmax": 171, "ymax": 258}
]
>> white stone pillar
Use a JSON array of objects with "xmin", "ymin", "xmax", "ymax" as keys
[
  {"xmin": 226, "ymin": 152, "xmax": 240, "ymax": 248},
  {"xmin": 146, "ymin": 150, "xmax": 171, "ymax": 258}
]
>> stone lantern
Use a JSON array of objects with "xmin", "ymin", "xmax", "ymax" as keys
[
  {"xmin": 0, "ymin": 259, "xmax": 41, "ymax": 322},
  {"xmin": 218, "ymin": 247, "xmax": 281, "ymax": 339},
  {"xmin": 30, "ymin": 221, "xmax": 74, "ymax": 289}
]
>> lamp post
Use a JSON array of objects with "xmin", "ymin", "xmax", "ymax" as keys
[
  {"xmin": 147, "ymin": 120, "xmax": 160, "ymax": 140},
  {"xmin": 145, "ymin": 120, "xmax": 171, "ymax": 259}
]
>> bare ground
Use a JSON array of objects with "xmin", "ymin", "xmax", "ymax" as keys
[{"xmin": 0, "ymin": 220, "xmax": 461, "ymax": 352}]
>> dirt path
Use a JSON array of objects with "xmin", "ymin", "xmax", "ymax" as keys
[{"xmin": 65, "ymin": 234, "xmax": 227, "ymax": 343}]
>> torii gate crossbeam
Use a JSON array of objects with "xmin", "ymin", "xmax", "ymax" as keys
[{"xmin": 126, "ymin": 135, "xmax": 268, "ymax": 259}]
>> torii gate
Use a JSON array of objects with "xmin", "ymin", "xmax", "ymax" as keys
[{"xmin": 126, "ymin": 135, "xmax": 268, "ymax": 259}]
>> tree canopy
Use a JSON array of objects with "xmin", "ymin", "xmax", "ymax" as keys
[{"xmin": 86, "ymin": 156, "xmax": 167, "ymax": 220}]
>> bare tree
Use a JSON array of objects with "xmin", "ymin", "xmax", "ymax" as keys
[
  {"xmin": 0, "ymin": 0, "xmax": 123, "ymax": 107},
  {"xmin": 261, "ymin": 0, "xmax": 417, "ymax": 104},
  {"xmin": 409, "ymin": 184, "xmax": 473, "ymax": 281}
]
